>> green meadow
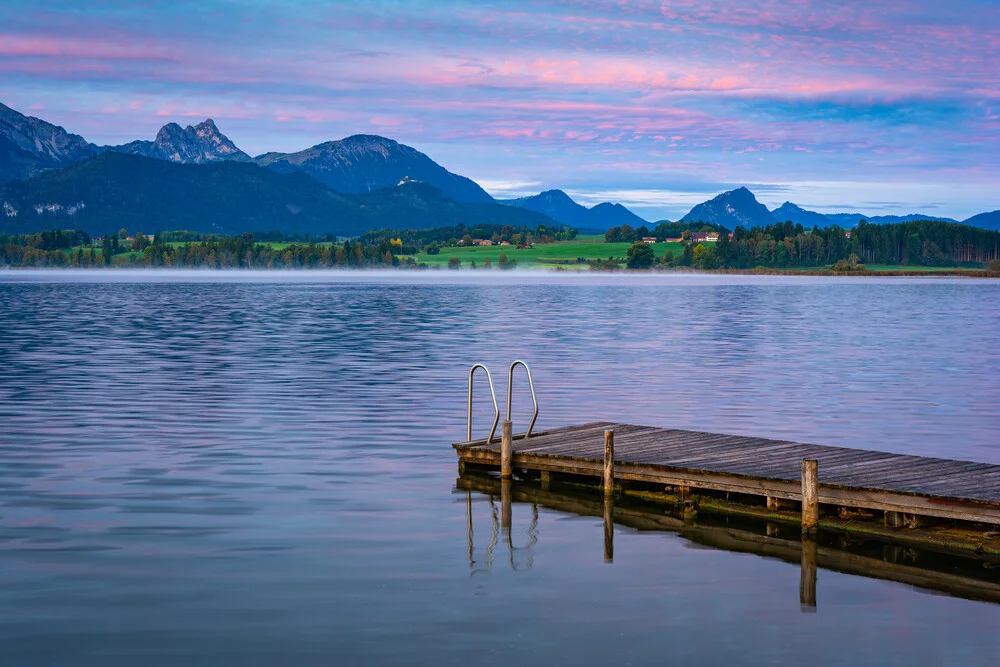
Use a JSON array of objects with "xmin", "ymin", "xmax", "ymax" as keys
[{"xmin": 404, "ymin": 237, "xmax": 686, "ymax": 268}]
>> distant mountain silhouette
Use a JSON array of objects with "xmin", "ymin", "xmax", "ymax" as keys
[
  {"xmin": 681, "ymin": 187, "xmax": 775, "ymax": 228},
  {"xmin": 254, "ymin": 135, "xmax": 493, "ymax": 203},
  {"xmin": 830, "ymin": 212, "xmax": 958, "ymax": 225},
  {"xmin": 771, "ymin": 202, "xmax": 833, "ymax": 226},
  {"xmin": 962, "ymin": 210, "xmax": 1000, "ymax": 231},
  {"xmin": 0, "ymin": 102, "xmax": 99, "ymax": 181},
  {"xmin": 500, "ymin": 189, "xmax": 647, "ymax": 230},
  {"xmin": 109, "ymin": 119, "xmax": 250, "ymax": 164},
  {"xmin": 773, "ymin": 202, "xmax": 960, "ymax": 227},
  {"xmin": 0, "ymin": 153, "xmax": 554, "ymax": 237}
]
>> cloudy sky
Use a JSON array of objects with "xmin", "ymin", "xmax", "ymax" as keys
[{"xmin": 2, "ymin": 0, "xmax": 998, "ymax": 220}]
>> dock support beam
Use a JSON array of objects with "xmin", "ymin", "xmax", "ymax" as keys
[
  {"xmin": 540, "ymin": 470, "xmax": 550, "ymax": 490},
  {"xmin": 501, "ymin": 420, "xmax": 513, "ymax": 479},
  {"xmin": 604, "ymin": 430, "xmax": 615, "ymax": 496},
  {"xmin": 801, "ymin": 459, "xmax": 819, "ymax": 536}
]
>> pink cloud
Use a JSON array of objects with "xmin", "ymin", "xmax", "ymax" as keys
[{"xmin": 0, "ymin": 34, "xmax": 177, "ymax": 62}]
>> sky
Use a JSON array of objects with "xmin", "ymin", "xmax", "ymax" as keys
[{"xmin": 1, "ymin": 0, "xmax": 998, "ymax": 221}]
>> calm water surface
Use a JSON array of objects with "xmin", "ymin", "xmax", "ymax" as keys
[{"xmin": 1, "ymin": 271, "xmax": 999, "ymax": 666}]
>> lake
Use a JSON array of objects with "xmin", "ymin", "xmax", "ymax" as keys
[{"xmin": 1, "ymin": 271, "xmax": 999, "ymax": 666}]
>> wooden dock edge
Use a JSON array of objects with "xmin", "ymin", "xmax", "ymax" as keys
[{"xmin": 455, "ymin": 446, "xmax": 1000, "ymax": 556}]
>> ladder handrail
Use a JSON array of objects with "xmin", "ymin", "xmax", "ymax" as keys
[
  {"xmin": 506, "ymin": 360, "xmax": 538, "ymax": 438},
  {"xmin": 467, "ymin": 364, "xmax": 500, "ymax": 443}
]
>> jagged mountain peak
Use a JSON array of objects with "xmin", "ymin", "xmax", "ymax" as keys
[{"xmin": 112, "ymin": 118, "xmax": 249, "ymax": 164}]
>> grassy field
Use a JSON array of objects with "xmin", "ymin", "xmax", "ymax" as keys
[{"xmin": 404, "ymin": 239, "xmax": 686, "ymax": 268}]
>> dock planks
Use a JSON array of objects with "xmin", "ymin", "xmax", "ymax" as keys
[{"xmin": 454, "ymin": 422, "xmax": 1000, "ymax": 525}]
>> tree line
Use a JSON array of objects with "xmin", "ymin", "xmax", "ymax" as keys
[
  {"xmin": 607, "ymin": 220, "xmax": 998, "ymax": 271},
  {"xmin": 714, "ymin": 220, "xmax": 1000, "ymax": 269},
  {"xmin": 361, "ymin": 222, "xmax": 576, "ymax": 252},
  {"xmin": 0, "ymin": 230, "xmax": 406, "ymax": 269}
]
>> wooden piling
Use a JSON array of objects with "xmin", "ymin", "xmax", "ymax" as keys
[
  {"xmin": 603, "ymin": 430, "xmax": 615, "ymax": 496},
  {"xmin": 800, "ymin": 538, "xmax": 817, "ymax": 611},
  {"xmin": 885, "ymin": 511, "xmax": 905, "ymax": 528},
  {"xmin": 540, "ymin": 470, "xmax": 551, "ymax": 490},
  {"xmin": 801, "ymin": 459, "xmax": 819, "ymax": 536},
  {"xmin": 501, "ymin": 420, "xmax": 513, "ymax": 479}
]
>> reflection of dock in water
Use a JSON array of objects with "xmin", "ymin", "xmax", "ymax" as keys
[
  {"xmin": 457, "ymin": 473, "xmax": 1000, "ymax": 607},
  {"xmin": 465, "ymin": 480, "xmax": 538, "ymax": 575}
]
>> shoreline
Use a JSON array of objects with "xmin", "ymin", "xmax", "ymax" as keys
[{"xmin": 2, "ymin": 265, "xmax": 998, "ymax": 278}]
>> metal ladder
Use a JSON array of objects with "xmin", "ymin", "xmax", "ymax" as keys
[{"xmin": 467, "ymin": 360, "xmax": 539, "ymax": 443}]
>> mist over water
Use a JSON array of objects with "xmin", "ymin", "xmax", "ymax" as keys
[{"xmin": 1, "ymin": 272, "xmax": 999, "ymax": 665}]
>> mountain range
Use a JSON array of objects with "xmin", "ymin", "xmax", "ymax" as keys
[
  {"xmin": 678, "ymin": 188, "xmax": 998, "ymax": 231},
  {"xmin": 0, "ymin": 152, "xmax": 553, "ymax": 237},
  {"xmin": 498, "ymin": 189, "xmax": 647, "ymax": 231},
  {"xmin": 771, "ymin": 201, "xmax": 961, "ymax": 227},
  {"xmin": 1, "ymin": 101, "xmax": 997, "ymax": 236}
]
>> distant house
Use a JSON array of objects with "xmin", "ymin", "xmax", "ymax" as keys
[
  {"xmin": 845, "ymin": 231, "xmax": 853, "ymax": 239},
  {"xmin": 690, "ymin": 232, "xmax": 719, "ymax": 243},
  {"xmin": 664, "ymin": 237, "xmax": 683, "ymax": 243},
  {"xmin": 500, "ymin": 241, "xmax": 511, "ymax": 246},
  {"xmin": 474, "ymin": 239, "xmax": 493, "ymax": 246},
  {"xmin": 641, "ymin": 237, "xmax": 657, "ymax": 244}
]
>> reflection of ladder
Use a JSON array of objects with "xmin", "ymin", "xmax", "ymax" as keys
[
  {"xmin": 467, "ymin": 361, "xmax": 539, "ymax": 443},
  {"xmin": 466, "ymin": 490, "xmax": 538, "ymax": 574}
]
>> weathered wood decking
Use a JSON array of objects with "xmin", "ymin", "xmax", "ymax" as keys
[{"xmin": 454, "ymin": 422, "xmax": 1000, "ymax": 525}]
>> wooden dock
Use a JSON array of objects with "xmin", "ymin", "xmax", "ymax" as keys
[{"xmin": 454, "ymin": 422, "xmax": 1000, "ymax": 527}]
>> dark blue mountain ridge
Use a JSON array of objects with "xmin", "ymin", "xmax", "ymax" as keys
[
  {"xmin": 962, "ymin": 210, "xmax": 1000, "ymax": 231},
  {"xmin": 681, "ymin": 186, "xmax": 775, "ymax": 228},
  {"xmin": 771, "ymin": 201, "xmax": 832, "ymax": 226},
  {"xmin": 0, "ymin": 152, "xmax": 555, "ymax": 238},
  {"xmin": 499, "ymin": 188, "xmax": 648, "ymax": 230},
  {"xmin": 253, "ymin": 134, "xmax": 494, "ymax": 204}
]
